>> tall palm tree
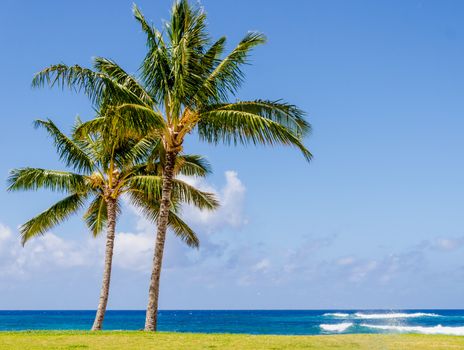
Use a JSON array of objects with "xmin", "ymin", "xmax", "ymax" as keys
[
  {"xmin": 133, "ymin": 1, "xmax": 312, "ymax": 331},
  {"xmin": 31, "ymin": 0, "xmax": 312, "ymax": 331},
  {"xmin": 7, "ymin": 118, "xmax": 217, "ymax": 330}
]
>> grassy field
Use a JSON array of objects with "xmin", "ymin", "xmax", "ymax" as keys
[{"xmin": 0, "ymin": 331, "xmax": 463, "ymax": 350}]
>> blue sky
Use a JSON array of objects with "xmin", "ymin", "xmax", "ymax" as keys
[{"xmin": 1, "ymin": 0, "xmax": 464, "ymax": 310}]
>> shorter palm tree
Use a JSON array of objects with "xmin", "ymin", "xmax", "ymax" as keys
[{"xmin": 7, "ymin": 119, "xmax": 218, "ymax": 330}]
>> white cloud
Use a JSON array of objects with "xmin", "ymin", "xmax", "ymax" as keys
[
  {"xmin": 337, "ymin": 256, "xmax": 355, "ymax": 266},
  {"xmin": 252, "ymin": 258, "xmax": 271, "ymax": 273},
  {"xmin": 433, "ymin": 237, "xmax": 464, "ymax": 251},
  {"xmin": 0, "ymin": 223, "xmax": 11, "ymax": 240},
  {"xmin": 348, "ymin": 260, "xmax": 378, "ymax": 282},
  {"xmin": 0, "ymin": 225, "xmax": 100, "ymax": 278},
  {"xmin": 179, "ymin": 171, "xmax": 247, "ymax": 232},
  {"xmin": 113, "ymin": 231, "xmax": 153, "ymax": 271},
  {"xmin": 0, "ymin": 171, "xmax": 248, "ymax": 278},
  {"xmin": 112, "ymin": 171, "xmax": 247, "ymax": 271},
  {"xmin": 0, "ymin": 223, "xmax": 12, "ymax": 252}
]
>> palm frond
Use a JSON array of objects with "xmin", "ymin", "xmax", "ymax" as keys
[
  {"xmin": 114, "ymin": 103, "xmax": 167, "ymax": 131},
  {"xmin": 93, "ymin": 57, "xmax": 154, "ymax": 106},
  {"xmin": 127, "ymin": 174, "xmax": 218, "ymax": 210},
  {"xmin": 133, "ymin": 4, "xmax": 159, "ymax": 48},
  {"xmin": 72, "ymin": 117, "xmax": 106, "ymax": 140},
  {"xmin": 83, "ymin": 195, "xmax": 107, "ymax": 237},
  {"xmin": 195, "ymin": 32, "xmax": 266, "ymax": 102},
  {"xmin": 188, "ymin": 36, "xmax": 226, "ymax": 104},
  {"xmin": 128, "ymin": 175, "xmax": 163, "ymax": 199},
  {"xmin": 32, "ymin": 64, "xmax": 108, "ymax": 106},
  {"xmin": 72, "ymin": 103, "xmax": 164, "ymax": 158},
  {"xmin": 211, "ymin": 100, "xmax": 311, "ymax": 137},
  {"xmin": 128, "ymin": 191, "xmax": 199, "ymax": 248},
  {"xmin": 20, "ymin": 193, "xmax": 86, "ymax": 245},
  {"xmin": 134, "ymin": 4, "xmax": 172, "ymax": 103},
  {"xmin": 175, "ymin": 154, "xmax": 212, "ymax": 177},
  {"xmin": 197, "ymin": 109, "xmax": 312, "ymax": 161},
  {"xmin": 118, "ymin": 136, "xmax": 158, "ymax": 167},
  {"xmin": 34, "ymin": 119, "xmax": 95, "ymax": 172},
  {"xmin": 168, "ymin": 0, "xmax": 210, "ymax": 115},
  {"xmin": 172, "ymin": 179, "xmax": 219, "ymax": 210},
  {"xmin": 167, "ymin": 210, "xmax": 199, "ymax": 248},
  {"xmin": 32, "ymin": 63, "xmax": 148, "ymax": 109},
  {"xmin": 7, "ymin": 168, "xmax": 88, "ymax": 193},
  {"xmin": 200, "ymin": 37, "xmax": 226, "ymax": 74}
]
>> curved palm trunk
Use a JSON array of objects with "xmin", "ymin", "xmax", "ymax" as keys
[
  {"xmin": 144, "ymin": 151, "xmax": 177, "ymax": 331},
  {"xmin": 91, "ymin": 197, "xmax": 117, "ymax": 331}
]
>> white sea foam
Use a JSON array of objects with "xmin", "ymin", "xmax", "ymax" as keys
[
  {"xmin": 323, "ymin": 313, "xmax": 350, "ymax": 318},
  {"xmin": 354, "ymin": 312, "xmax": 440, "ymax": 319},
  {"xmin": 320, "ymin": 323, "xmax": 353, "ymax": 332},
  {"xmin": 361, "ymin": 324, "xmax": 464, "ymax": 336}
]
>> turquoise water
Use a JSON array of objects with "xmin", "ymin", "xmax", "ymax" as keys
[{"xmin": 1, "ymin": 310, "xmax": 464, "ymax": 335}]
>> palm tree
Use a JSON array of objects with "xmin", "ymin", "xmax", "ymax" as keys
[
  {"xmin": 7, "ymin": 118, "xmax": 217, "ymax": 330},
  {"xmin": 31, "ymin": 0, "xmax": 312, "ymax": 331},
  {"xmin": 133, "ymin": 1, "xmax": 312, "ymax": 331}
]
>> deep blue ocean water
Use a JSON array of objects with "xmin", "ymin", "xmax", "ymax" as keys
[{"xmin": 1, "ymin": 310, "xmax": 464, "ymax": 335}]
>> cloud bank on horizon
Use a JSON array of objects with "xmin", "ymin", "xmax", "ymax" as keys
[{"xmin": 1, "ymin": 171, "xmax": 464, "ymax": 310}]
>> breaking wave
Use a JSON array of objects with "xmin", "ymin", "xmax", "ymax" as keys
[
  {"xmin": 361, "ymin": 324, "xmax": 464, "ymax": 336},
  {"xmin": 320, "ymin": 323, "xmax": 353, "ymax": 332},
  {"xmin": 354, "ymin": 312, "xmax": 440, "ymax": 319}
]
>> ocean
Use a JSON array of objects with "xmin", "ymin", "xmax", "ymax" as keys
[{"xmin": 1, "ymin": 310, "xmax": 464, "ymax": 335}]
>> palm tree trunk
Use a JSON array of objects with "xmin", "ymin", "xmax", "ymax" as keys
[
  {"xmin": 144, "ymin": 151, "xmax": 177, "ymax": 331},
  {"xmin": 91, "ymin": 197, "xmax": 117, "ymax": 331}
]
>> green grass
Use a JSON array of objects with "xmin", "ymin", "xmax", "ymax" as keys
[{"xmin": 0, "ymin": 331, "xmax": 463, "ymax": 349}]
